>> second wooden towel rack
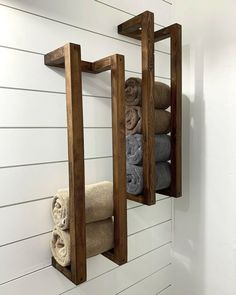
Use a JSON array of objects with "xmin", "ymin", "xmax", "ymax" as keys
[
  {"xmin": 45, "ymin": 43, "xmax": 127, "ymax": 285},
  {"xmin": 118, "ymin": 11, "xmax": 182, "ymax": 205}
]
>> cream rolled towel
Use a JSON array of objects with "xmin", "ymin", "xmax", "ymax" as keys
[
  {"xmin": 50, "ymin": 218, "xmax": 114, "ymax": 266},
  {"xmin": 50, "ymin": 227, "xmax": 70, "ymax": 267},
  {"xmin": 125, "ymin": 77, "xmax": 171, "ymax": 109},
  {"xmin": 52, "ymin": 181, "xmax": 113, "ymax": 229},
  {"xmin": 126, "ymin": 106, "xmax": 171, "ymax": 135}
]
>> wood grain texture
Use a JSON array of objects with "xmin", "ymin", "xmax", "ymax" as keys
[
  {"xmin": 118, "ymin": 14, "xmax": 182, "ymax": 201},
  {"xmin": 118, "ymin": 11, "xmax": 156, "ymax": 205},
  {"xmin": 45, "ymin": 44, "xmax": 127, "ymax": 283},
  {"xmin": 155, "ymin": 24, "xmax": 182, "ymax": 198},
  {"xmin": 45, "ymin": 43, "xmax": 86, "ymax": 284}
]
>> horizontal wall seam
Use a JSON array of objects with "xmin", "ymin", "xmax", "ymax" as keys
[
  {"xmin": 0, "ymin": 265, "xmax": 52, "ymax": 287},
  {"xmin": 0, "ymin": 127, "xmax": 112, "ymax": 129},
  {"xmin": 0, "ymin": 156, "xmax": 112, "ymax": 169},
  {"xmin": 156, "ymin": 284, "xmax": 172, "ymax": 295},
  {"xmin": 0, "ymin": 4, "xmax": 170, "ymax": 55},
  {"xmin": 0, "ymin": 195, "xmax": 170, "ymax": 210},
  {"xmin": 59, "ymin": 242, "xmax": 172, "ymax": 295},
  {"xmin": 0, "ymin": 242, "xmax": 171, "ymax": 288},
  {"xmin": 94, "ymin": 0, "xmax": 165, "ymax": 28},
  {"xmin": 0, "ymin": 219, "xmax": 172, "ymax": 248},
  {"xmin": 115, "ymin": 263, "xmax": 171, "ymax": 294}
]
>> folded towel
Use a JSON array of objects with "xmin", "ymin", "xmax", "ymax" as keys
[
  {"xmin": 50, "ymin": 218, "xmax": 114, "ymax": 267},
  {"xmin": 52, "ymin": 181, "xmax": 113, "ymax": 230},
  {"xmin": 126, "ymin": 106, "xmax": 171, "ymax": 135},
  {"xmin": 126, "ymin": 134, "xmax": 171, "ymax": 165},
  {"xmin": 126, "ymin": 162, "xmax": 171, "ymax": 195},
  {"xmin": 125, "ymin": 77, "xmax": 171, "ymax": 109}
]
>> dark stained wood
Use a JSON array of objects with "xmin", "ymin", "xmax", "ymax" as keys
[
  {"xmin": 45, "ymin": 44, "xmax": 127, "ymax": 284},
  {"xmin": 44, "ymin": 46, "xmax": 65, "ymax": 68},
  {"xmin": 84, "ymin": 54, "xmax": 127, "ymax": 265},
  {"xmin": 118, "ymin": 11, "xmax": 156, "ymax": 205},
  {"xmin": 103, "ymin": 54, "xmax": 127, "ymax": 264},
  {"xmin": 64, "ymin": 44, "xmax": 86, "ymax": 284},
  {"xmin": 45, "ymin": 43, "xmax": 86, "ymax": 285},
  {"xmin": 155, "ymin": 24, "xmax": 182, "ymax": 198},
  {"xmin": 118, "ymin": 14, "xmax": 182, "ymax": 202}
]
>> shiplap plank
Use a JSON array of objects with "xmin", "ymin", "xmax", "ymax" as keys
[
  {"xmin": 0, "ymin": 8, "xmax": 170, "ymax": 80},
  {"xmin": 0, "ymin": 233, "xmax": 51, "ymax": 285},
  {"xmin": 64, "ymin": 244, "xmax": 171, "ymax": 295},
  {"xmin": 128, "ymin": 221, "xmax": 171, "ymax": 260},
  {"xmin": 118, "ymin": 265, "xmax": 171, "ymax": 295},
  {"xmin": 96, "ymin": 0, "xmax": 172, "ymax": 26},
  {"xmin": 128, "ymin": 198, "xmax": 172, "ymax": 235},
  {"xmin": 0, "ymin": 196, "xmax": 171, "ymax": 246},
  {"xmin": 0, "ymin": 89, "xmax": 112, "ymax": 128},
  {"xmin": 0, "ymin": 1, "xmax": 170, "ymax": 53},
  {"xmin": 0, "ymin": 221, "xmax": 171, "ymax": 288},
  {"xmin": 0, "ymin": 158, "xmax": 112, "ymax": 207},
  {"xmin": 0, "ymin": 129, "xmax": 112, "ymax": 167}
]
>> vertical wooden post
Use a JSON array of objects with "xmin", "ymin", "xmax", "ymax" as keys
[
  {"xmin": 110, "ymin": 54, "xmax": 127, "ymax": 264},
  {"xmin": 141, "ymin": 12, "xmax": 155, "ymax": 205},
  {"xmin": 169, "ymin": 25, "xmax": 182, "ymax": 197},
  {"xmin": 64, "ymin": 43, "xmax": 86, "ymax": 284}
]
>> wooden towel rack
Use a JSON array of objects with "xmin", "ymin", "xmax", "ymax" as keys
[
  {"xmin": 45, "ymin": 43, "xmax": 127, "ymax": 285},
  {"xmin": 118, "ymin": 11, "xmax": 182, "ymax": 205}
]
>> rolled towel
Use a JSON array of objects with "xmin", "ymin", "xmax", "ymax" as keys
[
  {"xmin": 126, "ymin": 134, "xmax": 171, "ymax": 165},
  {"xmin": 126, "ymin": 106, "xmax": 171, "ymax": 135},
  {"xmin": 125, "ymin": 77, "xmax": 171, "ymax": 109},
  {"xmin": 126, "ymin": 162, "xmax": 171, "ymax": 195},
  {"xmin": 50, "ymin": 218, "xmax": 114, "ymax": 267},
  {"xmin": 52, "ymin": 181, "xmax": 113, "ymax": 230}
]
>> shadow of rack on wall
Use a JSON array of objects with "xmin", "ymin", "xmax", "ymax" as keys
[
  {"xmin": 118, "ymin": 11, "xmax": 182, "ymax": 205},
  {"xmin": 44, "ymin": 43, "xmax": 127, "ymax": 285}
]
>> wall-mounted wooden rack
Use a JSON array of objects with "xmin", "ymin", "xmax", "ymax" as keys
[
  {"xmin": 118, "ymin": 11, "xmax": 182, "ymax": 205},
  {"xmin": 45, "ymin": 43, "xmax": 127, "ymax": 285}
]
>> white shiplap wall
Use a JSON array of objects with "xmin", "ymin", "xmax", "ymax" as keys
[{"xmin": 0, "ymin": 1, "xmax": 174, "ymax": 294}]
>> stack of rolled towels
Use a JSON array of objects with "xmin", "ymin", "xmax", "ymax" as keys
[
  {"xmin": 50, "ymin": 181, "xmax": 114, "ymax": 267},
  {"xmin": 125, "ymin": 77, "xmax": 172, "ymax": 195}
]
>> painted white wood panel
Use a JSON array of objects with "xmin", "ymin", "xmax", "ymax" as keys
[
  {"xmin": 128, "ymin": 198, "xmax": 172, "ymax": 235},
  {"xmin": 0, "ymin": 1, "xmax": 169, "ymax": 52},
  {"xmin": 0, "ymin": 8, "xmax": 170, "ymax": 79},
  {"xmin": 0, "ymin": 221, "xmax": 171, "ymax": 288},
  {"xmin": 64, "ymin": 244, "xmax": 171, "ymax": 295},
  {"xmin": 118, "ymin": 265, "xmax": 171, "ymax": 295},
  {"xmin": 0, "ymin": 233, "xmax": 51, "ymax": 285},
  {"xmin": 0, "ymin": 89, "xmax": 112, "ymax": 128},
  {"xmin": 0, "ymin": 197, "xmax": 171, "ymax": 246},
  {"xmin": 96, "ymin": 0, "xmax": 172, "ymax": 26},
  {"xmin": 0, "ymin": 158, "xmax": 113, "ymax": 207},
  {"xmin": 0, "ymin": 129, "xmax": 112, "ymax": 167},
  {"xmin": 128, "ymin": 221, "xmax": 171, "ymax": 260},
  {"xmin": 0, "ymin": 199, "xmax": 53, "ymax": 246}
]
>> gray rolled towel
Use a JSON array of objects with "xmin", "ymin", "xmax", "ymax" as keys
[
  {"xmin": 126, "ymin": 162, "xmax": 171, "ymax": 195},
  {"xmin": 125, "ymin": 106, "xmax": 171, "ymax": 135},
  {"xmin": 125, "ymin": 77, "xmax": 171, "ymax": 109},
  {"xmin": 126, "ymin": 134, "xmax": 171, "ymax": 165}
]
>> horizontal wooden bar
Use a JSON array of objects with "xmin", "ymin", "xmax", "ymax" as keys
[
  {"xmin": 44, "ymin": 46, "xmax": 65, "ymax": 67},
  {"xmin": 154, "ymin": 23, "xmax": 181, "ymax": 42}
]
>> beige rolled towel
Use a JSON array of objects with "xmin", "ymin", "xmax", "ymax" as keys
[
  {"xmin": 50, "ymin": 218, "xmax": 114, "ymax": 267},
  {"xmin": 52, "ymin": 181, "xmax": 113, "ymax": 230},
  {"xmin": 126, "ymin": 106, "xmax": 171, "ymax": 135},
  {"xmin": 125, "ymin": 77, "xmax": 171, "ymax": 109}
]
